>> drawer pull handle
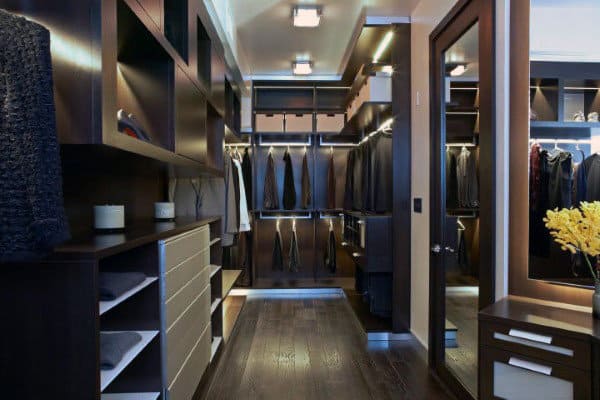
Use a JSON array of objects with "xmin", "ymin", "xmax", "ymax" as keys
[
  {"xmin": 509, "ymin": 329, "xmax": 552, "ymax": 344},
  {"xmin": 508, "ymin": 357, "xmax": 552, "ymax": 376}
]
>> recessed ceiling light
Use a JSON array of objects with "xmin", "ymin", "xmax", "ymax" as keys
[
  {"xmin": 293, "ymin": 6, "xmax": 321, "ymax": 28},
  {"xmin": 293, "ymin": 60, "xmax": 312, "ymax": 75},
  {"xmin": 373, "ymin": 31, "xmax": 394, "ymax": 63},
  {"xmin": 450, "ymin": 65, "xmax": 467, "ymax": 76}
]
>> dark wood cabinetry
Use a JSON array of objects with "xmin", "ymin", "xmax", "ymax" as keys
[
  {"xmin": 2, "ymin": 0, "xmax": 243, "ymax": 175},
  {"xmin": 479, "ymin": 297, "xmax": 600, "ymax": 400}
]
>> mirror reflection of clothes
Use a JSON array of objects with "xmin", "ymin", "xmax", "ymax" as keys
[
  {"xmin": 263, "ymin": 152, "xmax": 279, "ymax": 210},
  {"xmin": 283, "ymin": 150, "xmax": 297, "ymax": 210},
  {"xmin": 446, "ymin": 149, "xmax": 459, "ymax": 209},
  {"xmin": 324, "ymin": 229, "xmax": 337, "ymax": 273},
  {"xmin": 457, "ymin": 226, "xmax": 468, "ymax": 273}
]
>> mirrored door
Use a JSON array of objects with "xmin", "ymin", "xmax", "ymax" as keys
[{"xmin": 429, "ymin": 0, "xmax": 495, "ymax": 398}]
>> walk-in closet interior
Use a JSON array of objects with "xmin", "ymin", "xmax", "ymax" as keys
[{"xmin": 0, "ymin": 0, "xmax": 412, "ymax": 399}]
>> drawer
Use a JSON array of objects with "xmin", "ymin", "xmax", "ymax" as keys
[
  {"xmin": 480, "ymin": 346, "xmax": 591, "ymax": 400},
  {"xmin": 360, "ymin": 75, "xmax": 392, "ymax": 103},
  {"xmin": 162, "ymin": 226, "xmax": 209, "ymax": 271},
  {"xmin": 168, "ymin": 323, "xmax": 211, "ymax": 400},
  {"xmin": 166, "ymin": 284, "xmax": 211, "ymax": 384},
  {"xmin": 316, "ymin": 113, "xmax": 345, "ymax": 132},
  {"xmin": 165, "ymin": 265, "xmax": 210, "ymax": 328},
  {"xmin": 165, "ymin": 249, "xmax": 210, "ymax": 299},
  {"xmin": 255, "ymin": 113, "xmax": 284, "ymax": 132},
  {"xmin": 480, "ymin": 320, "xmax": 591, "ymax": 371},
  {"xmin": 285, "ymin": 113, "xmax": 313, "ymax": 132}
]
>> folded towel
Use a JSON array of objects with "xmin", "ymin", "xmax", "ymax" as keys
[
  {"xmin": 99, "ymin": 272, "xmax": 146, "ymax": 301},
  {"xmin": 100, "ymin": 332, "xmax": 142, "ymax": 370}
]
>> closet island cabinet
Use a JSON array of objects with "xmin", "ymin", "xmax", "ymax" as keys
[{"xmin": 1, "ymin": 217, "xmax": 222, "ymax": 400}]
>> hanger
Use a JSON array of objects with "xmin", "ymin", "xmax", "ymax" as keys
[
  {"xmin": 330, "ymin": 146, "xmax": 333, "ymax": 155},
  {"xmin": 276, "ymin": 219, "xmax": 280, "ymax": 232},
  {"xmin": 457, "ymin": 217, "xmax": 466, "ymax": 231},
  {"xmin": 269, "ymin": 146, "xmax": 273, "ymax": 154},
  {"xmin": 292, "ymin": 218, "xmax": 296, "ymax": 232}
]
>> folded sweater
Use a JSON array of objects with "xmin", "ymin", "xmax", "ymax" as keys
[
  {"xmin": 99, "ymin": 272, "xmax": 146, "ymax": 301},
  {"xmin": 100, "ymin": 331, "xmax": 142, "ymax": 370}
]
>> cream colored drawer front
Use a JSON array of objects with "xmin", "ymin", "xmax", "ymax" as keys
[
  {"xmin": 165, "ymin": 266, "xmax": 210, "ymax": 328},
  {"xmin": 168, "ymin": 324, "xmax": 211, "ymax": 400},
  {"xmin": 163, "ymin": 226, "xmax": 209, "ymax": 272},
  {"xmin": 165, "ymin": 249, "xmax": 209, "ymax": 300},
  {"xmin": 316, "ymin": 113, "xmax": 345, "ymax": 132},
  {"xmin": 285, "ymin": 113, "xmax": 313, "ymax": 132},
  {"xmin": 255, "ymin": 113, "xmax": 284, "ymax": 132},
  {"xmin": 166, "ymin": 285, "xmax": 211, "ymax": 384}
]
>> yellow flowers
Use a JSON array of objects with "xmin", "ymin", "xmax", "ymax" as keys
[{"xmin": 545, "ymin": 202, "xmax": 600, "ymax": 280}]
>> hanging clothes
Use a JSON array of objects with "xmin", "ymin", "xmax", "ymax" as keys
[
  {"xmin": 324, "ymin": 226, "xmax": 337, "ymax": 273},
  {"xmin": 301, "ymin": 151, "xmax": 311, "ymax": 209},
  {"xmin": 530, "ymin": 148, "xmax": 550, "ymax": 257},
  {"xmin": 446, "ymin": 149, "xmax": 459, "ymax": 209},
  {"xmin": 283, "ymin": 150, "xmax": 297, "ymax": 210},
  {"xmin": 236, "ymin": 231, "xmax": 252, "ymax": 287},
  {"xmin": 289, "ymin": 228, "xmax": 300, "ymax": 272},
  {"xmin": 367, "ymin": 131, "xmax": 393, "ymax": 213},
  {"xmin": 583, "ymin": 154, "xmax": 600, "ymax": 201},
  {"xmin": 232, "ymin": 159, "xmax": 251, "ymax": 232},
  {"xmin": 547, "ymin": 150, "xmax": 573, "ymax": 209},
  {"xmin": 222, "ymin": 152, "xmax": 238, "ymax": 246},
  {"xmin": 457, "ymin": 147, "xmax": 479, "ymax": 208},
  {"xmin": 352, "ymin": 147, "xmax": 364, "ymax": 210},
  {"xmin": 272, "ymin": 228, "xmax": 284, "ymax": 271},
  {"xmin": 231, "ymin": 158, "xmax": 241, "ymax": 226},
  {"xmin": 343, "ymin": 150, "xmax": 355, "ymax": 210},
  {"xmin": 529, "ymin": 143, "xmax": 542, "ymax": 210},
  {"xmin": 263, "ymin": 151, "xmax": 279, "ymax": 210},
  {"xmin": 0, "ymin": 10, "xmax": 70, "ymax": 261},
  {"xmin": 242, "ymin": 148, "xmax": 252, "ymax": 211},
  {"xmin": 327, "ymin": 152, "xmax": 336, "ymax": 209},
  {"xmin": 456, "ymin": 225, "xmax": 468, "ymax": 273}
]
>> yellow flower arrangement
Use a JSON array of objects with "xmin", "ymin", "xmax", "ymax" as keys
[{"xmin": 544, "ymin": 201, "xmax": 600, "ymax": 281}]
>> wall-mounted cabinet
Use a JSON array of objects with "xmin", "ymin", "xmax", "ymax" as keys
[{"xmin": 6, "ymin": 0, "xmax": 245, "ymax": 176}]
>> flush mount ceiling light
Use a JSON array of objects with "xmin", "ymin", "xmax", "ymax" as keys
[
  {"xmin": 450, "ymin": 64, "xmax": 467, "ymax": 77},
  {"xmin": 373, "ymin": 31, "xmax": 394, "ymax": 63},
  {"xmin": 293, "ymin": 60, "xmax": 313, "ymax": 75},
  {"xmin": 293, "ymin": 6, "xmax": 321, "ymax": 27}
]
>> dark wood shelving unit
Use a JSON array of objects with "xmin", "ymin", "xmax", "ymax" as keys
[{"xmin": 340, "ymin": 102, "xmax": 392, "ymax": 136}]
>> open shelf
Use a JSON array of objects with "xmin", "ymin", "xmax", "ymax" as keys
[
  {"xmin": 164, "ymin": 0, "xmax": 188, "ymax": 62},
  {"xmin": 210, "ymin": 298, "xmax": 222, "ymax": 315},
  {"xmin": 210, "ymin": 336, "xmax": 222, "ymax": 361},
  {"xmin": 210, "ymin": 264, "xmax": 222, "ymax": 279},
  {"xmin": 100, "ymin": 330, "xmax": 159, "ymax": 391},
  {"xmin": 340, "ymin": 102, "xmax": 392, "ymax": 136},
  {"xmin": 222, "ymin": 270, "xmax": 242, "ymax": 298},
  {"xmin": 101, "ymin": 393, "xmax": 160, "ymax": 400},
  {"xmin": 117, "ymin": 0, "xmax": 174, "ymax": 151},
  {"xmin": 197, "ymin": 16, "xmax": 211, "ymax": 90},
  {"xmin": 99, "ymin": 277, "xmax": 158, "ymax": 315}
]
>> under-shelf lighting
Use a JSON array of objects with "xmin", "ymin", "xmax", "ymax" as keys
[
  {"xmin": 373, "ymin": 31, "xmax": 394, "ymax": 63},
  {"xmin": 450, "ymin": 65, "xmax": 467, "ymax": 77},
  {"xmin": 293, "ymin": 6, "xmax": 321, "ymax": 27},
  {"xmin": 293, "ymin": 60, "xmax": 313, "ymax": 75}
]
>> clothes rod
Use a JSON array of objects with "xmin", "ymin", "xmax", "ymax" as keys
[
  {"xmin": 259, "ymin": 211, "xmax": 312, "ymax": 220},
  {"xmin": 319, "ymin": 135, "xmax": 358, "ymax": 147},
  {"xmin": 225, "ymin": 143, "xmax": 252, "ymax": 147},
  {"xmin": 318, "ymin": 212, "xmax": 344, "ymax": 219},
  {"xmin": 446, "ymin": 143, "xmax": 477, "ymax": 147},
  {"xmin": 529, "ymin": 138, "xmax": 592, "ymax": 144},
  {"xmin": 258, "ymin": 135, "xmax": 312, "ymax": 147}
]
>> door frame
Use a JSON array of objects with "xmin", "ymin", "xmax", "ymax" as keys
[{"xmin": 428, "ymin": 0, "xmax": 496, "ymax": 398}]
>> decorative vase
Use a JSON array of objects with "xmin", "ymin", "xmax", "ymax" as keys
[{"xmin": 594, "ymin": 281, "xmax": 600, "ymax": 319}]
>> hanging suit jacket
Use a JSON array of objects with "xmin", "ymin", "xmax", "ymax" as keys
[
  {"xmin": 301, "ymin": 152, "xmax": 311, "ymax": 209},
  {"xmin": 242, "ymin": 148, "xmax": 252, "ymax": 210},
  {"xmin": 324, "ymin": 229, "xmax": 337, "ymax": 273},
  {"xmin": 289, "ymin": 229, "xmax": 300, "ymax": 272},
  {"xmin": 263, "ymin": 152, "xmax": 279, "ymax": 209},
  {"xmin": 343, "ymin": 150, "xmax": 355, "ymax": 210},
  {"xmin": 327, "ymin": 153, "xmax": 336, "ymax": 209},
  {"xmin": 446, "ymin": 149, "xmax": 459, "ymax": 209},
  {"xmin": 457, "ymin": 147, "xmax": 479, "ymax": 208},
  {"xmin": 272, "ymin": 230, "xmax": 284, "ymax": 271},
  {"xmin": 283, "ymin": 150, "xmax": 297, "ymax": 210},
  {"xmin": 0, "ymin": 10, "xmax": 70, "ymax": 261}
]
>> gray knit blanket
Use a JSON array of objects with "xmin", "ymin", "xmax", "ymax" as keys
[{"xmin": 0, "ymin": 9, "xmax": 70, "ymax": 262}]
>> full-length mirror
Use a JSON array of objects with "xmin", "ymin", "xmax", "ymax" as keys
[{"xmin": 528, "ymin": 0, "xmax": 600, "ymax": 287}]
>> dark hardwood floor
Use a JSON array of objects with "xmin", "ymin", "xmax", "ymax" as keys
[{"xmin": 203, "ymin": 293, "xmax": 454, "ymax": 400}]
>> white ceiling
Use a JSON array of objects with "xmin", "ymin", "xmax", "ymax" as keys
[
  {"xmin": 531, "ymin": 0, "xmax": 600, "ymax": 62},
  {"xmin": 206, "ymin": 0, "xmax": 418, "ymax": 80}
]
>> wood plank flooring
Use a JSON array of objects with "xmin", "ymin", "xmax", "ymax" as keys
[{"xmin": 204, "ymin": 293, "xmax": 454, "ymax": 400}]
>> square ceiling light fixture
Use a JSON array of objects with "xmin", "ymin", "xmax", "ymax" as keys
[
  {"xmin": 293, "ymin": 6, "xmax": 321, "ymax": 27},
  {"xmin": 293, "ymin": 60, "xmax": 313, "ymax": 75}
]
